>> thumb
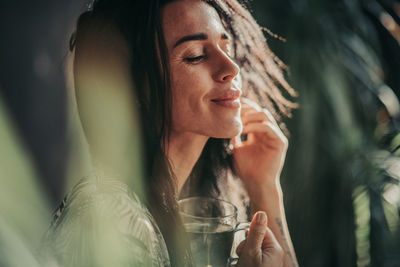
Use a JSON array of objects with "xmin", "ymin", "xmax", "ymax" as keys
[{"xmin": 244, "ymin": 211, "xmax": 268, "ymax": 256}]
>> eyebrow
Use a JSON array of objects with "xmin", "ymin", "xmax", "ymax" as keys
[{"xmin": 173, "ymin": 32, "xmax": 230, "ymax": 48}]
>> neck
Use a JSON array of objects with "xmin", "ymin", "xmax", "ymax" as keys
[{"xmin": 165, "ymin": 131, "xmax": 208, "ymax": 194}]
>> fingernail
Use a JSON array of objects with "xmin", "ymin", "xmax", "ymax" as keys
[{"xmin": 256, "ymin": 212, "xmax": 266, "ymax": 224}]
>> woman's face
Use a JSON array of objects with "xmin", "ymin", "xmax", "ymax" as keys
[{"xmin": 162, "ymin": 0, "xmax": 242, "ymax": 139}]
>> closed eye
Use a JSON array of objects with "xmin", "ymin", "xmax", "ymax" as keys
[{"xmin": 184, "ymin": 55, "xmax": 206, "ymax": 63}]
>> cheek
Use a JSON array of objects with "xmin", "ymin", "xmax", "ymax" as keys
[
  {"xmin": 170, "ymin": 65, "xmax": 210, "ymax": 114},
  {"xmin": 169, "ymin": 64, "xmax": 242, "ymax": 138},
  {"xmin": 172, "ymin": 63, "xmax": 210, "ymax": 91}
]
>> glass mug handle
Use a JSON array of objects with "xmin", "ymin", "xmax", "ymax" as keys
[{"xmin": 227, "ymin": 222, "xmax": 250, "ymax": 267}]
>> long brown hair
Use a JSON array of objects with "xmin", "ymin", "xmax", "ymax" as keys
[{"xmin": 71, "ymin": 0, "xmax": 296, "ymax": 266}]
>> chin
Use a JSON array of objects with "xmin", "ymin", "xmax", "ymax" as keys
[{"xmin": 212, "ymin": 118, "xmax": 243, "ymax": 139}]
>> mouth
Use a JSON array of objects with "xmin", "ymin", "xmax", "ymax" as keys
[{"xmin": 211, "ymin": 90, "xmax": 241, "ymax": 109}]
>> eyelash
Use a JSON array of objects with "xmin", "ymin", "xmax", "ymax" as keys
[
  {"xmin": 183, "ymin": 44, "xmax": 233, "ymax": 64},
  {"xmin": 184, "ymin": 55, "xmax": 206, "ymax": 64}
]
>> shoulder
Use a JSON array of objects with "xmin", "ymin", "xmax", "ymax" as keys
[
  {"xmin": 45, "ymin": 176, "xmax": 170, "ymax": 267},
  {"xmin": 51, "ymin": 177, "xmax": 146, "ymax": 224}
]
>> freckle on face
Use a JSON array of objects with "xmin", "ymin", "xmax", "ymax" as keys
[{"xmin": 162, "ymin": 0, "xmax": 242, "ymax": 138}]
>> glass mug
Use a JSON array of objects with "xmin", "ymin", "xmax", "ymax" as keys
[{"xmin": 178, "ymin": 197, "xmax": 249, "ymax": 267}]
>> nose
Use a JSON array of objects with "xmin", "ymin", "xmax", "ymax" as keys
[{"xmin": 213, "ymin": 50, "xmax": 240, "ymax": 83}]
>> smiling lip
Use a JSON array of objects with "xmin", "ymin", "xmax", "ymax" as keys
[{"xmin": 211, "ymin": 90, "xmax": 241, "ymax": 109}]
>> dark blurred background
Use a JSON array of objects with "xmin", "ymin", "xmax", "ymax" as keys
[
  {"xmin": 0, "ymin": 0, "xmax": 399, "ymax": 266},
  {"xmin": 249, "ymin": 0, "xmax": 400, "ymax": 266},
  {"xmin": 0, "ymin": 0, "xmax": 88, "ymax": 201}
]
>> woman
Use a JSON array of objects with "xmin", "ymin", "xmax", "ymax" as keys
[{"xmin": 45, "ymin": 0, "xmax": 298, "ymax": 266}]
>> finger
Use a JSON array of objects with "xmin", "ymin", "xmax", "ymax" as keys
[
  {"xmin": 241, "ymin": 122, "xmax": 286, "ymax": 143},
  {"xmin": 262, "ymin": 109, "xmax": 278, "ymax": 126},
  {"xmin": 244, "ymin": 211, "xmax": 268, "ymax": 256},
  {"xmin": 241, "ymin": 111, "xmax": 265, "ymax": 125},
  {"xmin": 236, "ymin": 240, "xmax": 246, "ymax": 256},
  {"xmin": 262, "ymin": 226, "xmax": 282, "ymax": 251},
  {"xmin": 240, "ymin": 97, "xmax": 261, "ymax": 111},
  {"xmin": 241, "ymin": 112, "xmax": 270, "ymax": 126},
  {"xmin": 242, "ymin": 110, "xmax": 278, "ymax": 127},
  {"xmin": 240, "ymin": 97, "xmax": 278, "ymax": 122},
  {"xmin": 242, "ymin": 121, "xmax": 285, "ymax": 137},
  {"xmin": 240, "ymin": 98, "xmax": 261, "ymax": 117},
  {"xmin": 240, "ymin": 106, "xmax": 258, "ymax": 118}
]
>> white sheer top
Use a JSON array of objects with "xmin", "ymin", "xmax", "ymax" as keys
[{"xmin": 44, "ymin": 177, "xmax": 170, "ymax": 267}]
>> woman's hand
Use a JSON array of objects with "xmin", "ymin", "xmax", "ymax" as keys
[
  {"xmin": 232, "ymin": 98, "xmax": 299, "ymax": 267},
  {"xmin": 236, "ymin": 211, "xmax": 283, "ymax": 267},
  {"xmin": 232, "ymin": 98, "xmax": 288, "ymax": 192}
]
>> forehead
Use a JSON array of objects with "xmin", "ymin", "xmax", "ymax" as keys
[{"xmin": 162, "ymin": 0, "xmax": 225, "ymax": 47}]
